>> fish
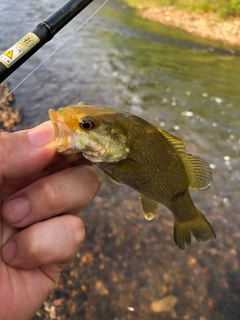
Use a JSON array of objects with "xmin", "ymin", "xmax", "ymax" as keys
[{"xmin": 49, "ymin": 102, "xmax": 216, "ymax": 250}]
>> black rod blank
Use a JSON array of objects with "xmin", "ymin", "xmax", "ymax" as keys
[{"xmin": 0, "ymin": 0, "xmax": 94, "ymax": 83}]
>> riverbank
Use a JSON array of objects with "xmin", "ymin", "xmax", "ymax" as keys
[
  {"xmin": 0, "ymin": 83, "xmax": 22, "ymax": 131},
  {"xmin": 127, "ymin": 3, "xmax": 240, "ymax": 47}
]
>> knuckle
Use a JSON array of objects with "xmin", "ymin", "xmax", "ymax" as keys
[
  {"xmin": 61, "ymin": 215, "xmax": 85, "ymax": 249},
  {"xmin": 25, "ymin": 226, "xmax": 42, "ymax": 257},
  {"xmin": 39, "ymin": 177, "xmax": 60, "ymax": 209}
]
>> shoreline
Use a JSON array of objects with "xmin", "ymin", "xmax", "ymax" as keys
[{"xmin": 133, "ymin": 4, "xmax": 240, "ymax": 47}]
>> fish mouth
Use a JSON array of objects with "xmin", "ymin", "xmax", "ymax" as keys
[{"xmin": 49, "ymin": 109, "xmax": 77, "ymax": 155}]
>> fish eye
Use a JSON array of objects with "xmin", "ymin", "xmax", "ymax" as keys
[{"xmin": 79, "ymin": 117, "xmax": 95, "ymax": 130}]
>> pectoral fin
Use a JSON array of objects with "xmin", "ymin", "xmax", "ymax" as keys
[
  {"xmin": 139, "ymin": 194, "xmax": 159, "ymax": 220},
  {"xmin": 102, "ymin": 170, "xmax": 122, "ymax": 185}
]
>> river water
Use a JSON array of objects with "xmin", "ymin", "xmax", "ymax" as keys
[{"xmin": 1, "ymin": 0, "xmax": 240, "ymax": 319}]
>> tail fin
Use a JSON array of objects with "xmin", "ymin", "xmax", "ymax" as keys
[{"xmin": 174, "ymin": 209, "xmax": 216, "ymax": 250}]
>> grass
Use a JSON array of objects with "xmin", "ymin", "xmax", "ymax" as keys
[{"xmin": 124, "ymin": 0, "xmax": 240, "ymax": 18}]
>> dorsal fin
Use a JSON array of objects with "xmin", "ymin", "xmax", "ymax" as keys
[
  {"xmin": 158, "ymin": 128, "xmax": 212, "ymax": 190},
  {"xmin": 158, "ymin": 128, "xmax": 186, "ymax": 153}
]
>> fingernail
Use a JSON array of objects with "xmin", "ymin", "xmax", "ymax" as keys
[
  {"xmin": 2, "ymin": 240, "xmax": 17, "ymax": 263},
  {"xmin": 3, "ymin": 197, "xmax": 30, "ymax": 223},
  {"xmin": 28, "ymin": 121, "xmax": 55, "ymax": 147}
]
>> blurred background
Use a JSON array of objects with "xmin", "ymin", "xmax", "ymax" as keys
[{"xmin": 0, "ymin": 0, "xmax": 240, "ymax": 319}]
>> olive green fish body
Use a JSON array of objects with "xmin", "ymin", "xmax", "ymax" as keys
[
  {"xmin": 98, "ymin": 116, "xmax": 189, "ymax": 203},
  {"xmin": 49, "ymin": 103, "xmax": 216, "ymax": 250},
  {"xmin": 97, "ymin": 117, "xmax": 215, "ymax": 249}
]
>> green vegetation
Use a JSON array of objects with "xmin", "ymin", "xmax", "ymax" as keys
[{"xmin": 124, "ymin": 0, "xmax": 240, "ymax": 18}]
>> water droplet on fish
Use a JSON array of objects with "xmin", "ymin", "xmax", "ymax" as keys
[
  {"xmin": 202, "ymin": 92, "xmax": 208, "ymax": 97},
  {"xmin": 173, "ymin": 125, "xmax": 180, "ymax": 130},
  {"xmin": 144, "ymin": 212, "xmax": 156, "ymax": 220}
]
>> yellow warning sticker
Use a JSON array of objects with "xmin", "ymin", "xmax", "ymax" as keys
[
  {"xmin": 4, "ymin": 50, "xmax": 13, "ymax": 59},
  {"xmin": 0, "ymin": 46, "xmax": 24, "ymax": 66},
  {"xmin": 0, "ymin": 32, "xmax": 40, "ymax": 68}
]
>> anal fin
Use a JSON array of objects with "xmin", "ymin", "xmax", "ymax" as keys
[{"xmin": 139, "ymin": 194, "xmax": 159, "ymax": 220}]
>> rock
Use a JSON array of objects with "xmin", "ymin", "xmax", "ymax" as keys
[
  {"xmin": 49, "ymin": 306, "xmax": 56, "ymax": 319},
  {"xmin": 151, "ymin": 295, "xmax": 177, "ymax": 313},
  {"xmin": 95, "ymin": 280, "xmax": 109, "ymax": 295}
]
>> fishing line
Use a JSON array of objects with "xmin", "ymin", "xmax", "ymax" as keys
[{"xmin": 0, "ymin": 0, "xmax": 109, "ymax": 104}]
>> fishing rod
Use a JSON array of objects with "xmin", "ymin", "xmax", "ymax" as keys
[{"xmin": 0, "ymin": 0, "xmax": 95, "ymax": 83}]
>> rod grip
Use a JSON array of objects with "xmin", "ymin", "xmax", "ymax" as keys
[{"xmin": 45, "ymin": 0, "xmax": 94, "ymax": 35}]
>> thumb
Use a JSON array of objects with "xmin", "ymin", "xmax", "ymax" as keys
[{"xmin": 0, "ymin": 121, "xmax": 56, "ymax": 183}]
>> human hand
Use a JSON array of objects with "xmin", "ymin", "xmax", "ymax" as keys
[{"xmin": 0, "ymin": 121, "xmax": 100, "ymax": 320}]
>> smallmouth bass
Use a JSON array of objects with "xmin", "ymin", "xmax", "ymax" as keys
[{"xmin": 49, "ymin": 103, "xmax": 216, "ymax": 250}]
